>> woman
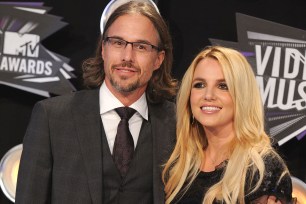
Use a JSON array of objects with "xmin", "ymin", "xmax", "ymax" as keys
[{"xmin": 162, "ymin": 46, "xmax": 296, "ymax": 204}]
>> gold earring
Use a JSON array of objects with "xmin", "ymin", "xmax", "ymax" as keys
[{"xmin": 191, "ymin": 115, "xmax": 195, "ymax": 125}]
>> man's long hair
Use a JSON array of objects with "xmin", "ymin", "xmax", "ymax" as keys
[{"xmin": 82, "ymin": 1, "xmax": 177, "ymax": 103}]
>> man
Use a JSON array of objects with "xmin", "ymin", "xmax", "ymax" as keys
[{"xmin": 15, "ymin": 1, "xmax": 177, "ymax": 203}]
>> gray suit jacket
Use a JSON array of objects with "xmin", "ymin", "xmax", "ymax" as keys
[{"xmin": 15, "ymin": 89, "xmax": 176, "ymax": 204}]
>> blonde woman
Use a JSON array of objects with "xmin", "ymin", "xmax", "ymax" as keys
[{"xmin": 163, "ymin": 46, "xmax": 296, "ymax": 204}]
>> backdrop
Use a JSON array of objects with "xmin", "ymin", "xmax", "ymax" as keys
[{"xmin": 1, "ymin": 0, "xmax": 306, "ymax": 203}]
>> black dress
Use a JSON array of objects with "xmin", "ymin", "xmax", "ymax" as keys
[{"xmin": 175, "ymin": 155, "xmax": 295, "ymax": 204}]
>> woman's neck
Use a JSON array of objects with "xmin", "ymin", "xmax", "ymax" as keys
[{"xmin": 201, "ymin": 130, "xmax": 234, "ymax": 172}]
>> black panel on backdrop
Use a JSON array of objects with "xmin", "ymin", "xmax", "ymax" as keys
[
  {"xmin": 0, "ymin": 3, "xmax": 76, "ymax": 97},
  {"xmin": 210, "ymin": 13, "xmax": 306, "ymax": 146}
]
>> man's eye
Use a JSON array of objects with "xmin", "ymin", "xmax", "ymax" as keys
[
  {"xmin": 193, "ymin": 82, "xmax": 205, "ymax": 89},
  {"xmin": 218, "ymin": 83, "xmax": 228, "ymax": 90},
  {"xmin": 114, "ymin": 40, "xmax": 124, "ymax": 46},
  {"xmin": 135, "ymin": 43, "xmax": 148, "ymax": 51}
]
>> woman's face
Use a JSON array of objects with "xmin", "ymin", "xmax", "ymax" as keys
[{"xmin": 190, "ymin": 57, "xmax": 234, "ymax": 132}]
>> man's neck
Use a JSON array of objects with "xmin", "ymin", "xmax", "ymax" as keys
[{"xmin": 105, "ymin": 81, "xmax": 147, "ymax": 106}]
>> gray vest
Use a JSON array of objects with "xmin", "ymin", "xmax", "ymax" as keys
[{"xmin": 101, "ymin": 120, "xmax": 153, "ymax": 204}]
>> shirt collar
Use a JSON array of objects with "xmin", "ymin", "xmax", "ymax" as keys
[{"xmin": 99, "ymin": 81, "xmax": 148, "ymax": 120}]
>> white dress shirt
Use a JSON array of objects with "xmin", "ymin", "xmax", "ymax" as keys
[{"xmin": 99, "ymin": 82, "xmax": 148, "ymax": 154}]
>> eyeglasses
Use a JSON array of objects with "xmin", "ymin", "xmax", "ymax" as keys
[{"xmin": 104, "ymin": 37, "xmax": 161, "ymax": 53}]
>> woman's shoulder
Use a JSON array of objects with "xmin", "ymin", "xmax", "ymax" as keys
[
  {"xmin": 246, "ymin": 150, "xmax": 293, "ymax": 203},
  {"xmin": 263, "ymin": 151, "xmax": 288, "ymax": 171},
  {"xmin": 264, "ymin": 151, "xmax": 292, "ymax": 194}
]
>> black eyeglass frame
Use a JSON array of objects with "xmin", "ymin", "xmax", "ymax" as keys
[{"xmin": 104, "ymin": 36, "xmax": 162, "ymax": 52}]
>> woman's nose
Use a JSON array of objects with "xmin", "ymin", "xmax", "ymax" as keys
[{"xmin": 203, "ymin": 87, "xmax": 216, "ymax": 101}]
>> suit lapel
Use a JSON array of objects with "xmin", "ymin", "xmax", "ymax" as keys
[{"xmin": 71, "ymin": 89, "xmax": 103, "ymax": 204}]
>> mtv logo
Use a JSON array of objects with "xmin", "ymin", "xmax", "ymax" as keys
[{"xmin": 3, "ymin": 32, "xmax": 40, "ymax": 57}]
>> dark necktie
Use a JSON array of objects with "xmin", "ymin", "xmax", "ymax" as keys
[{"xmin": 113, "ymin": 107, "xmax": 136, "ymax": 177}]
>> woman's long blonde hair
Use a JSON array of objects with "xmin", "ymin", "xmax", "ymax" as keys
[{"xmin": 162, "ymin": 46, "xmax": 288, "ymax": 204}]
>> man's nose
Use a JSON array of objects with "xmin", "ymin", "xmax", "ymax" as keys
[{"xmin": 122, "ymin": 43, "xmax": 134, "ymax": 62}]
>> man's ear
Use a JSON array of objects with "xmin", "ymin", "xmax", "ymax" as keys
[
  {"xmin": 101, "ymin": 42, "xmax": 105, "ymax": 61},
  {"xmin": 153, "ymin": 50, "xmax": 165, "ymax": 70}
]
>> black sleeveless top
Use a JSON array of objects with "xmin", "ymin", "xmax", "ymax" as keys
[{"xmin": 175, "ymin": 154, "xmax": 295, "ymax": 204}]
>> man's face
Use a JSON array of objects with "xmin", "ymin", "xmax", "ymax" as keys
[{"xmin": 102, "ymin": 14, "xmax": 165, "ymax": 96}]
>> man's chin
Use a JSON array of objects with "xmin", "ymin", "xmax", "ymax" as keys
[{"xmin": 112, "ymin": 82, "xmax": 139, "ymax": 93}]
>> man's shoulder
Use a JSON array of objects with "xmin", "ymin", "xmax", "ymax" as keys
[
  {"xmin": 37, "ymin": 89, "xmax": 99, "ymax": 108},
  {"xmin": 152, "ymin": 98, "xmax": 175, "ymax": 107},
  {"xmin": 148, "ymin": 99, "xmax": 176, "ymax": 120},
  {"xmin": 149, "ymin": 99, "xmax": 175, "ymax": 110}
]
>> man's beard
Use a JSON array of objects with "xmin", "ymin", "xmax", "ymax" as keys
[
  {"xmin": 110, "ymin": 61, "xmax": 141, "ymax": 92},
  {"xmin": 110, "ymin": 76, "xmax": 140, "ymax": 93}
]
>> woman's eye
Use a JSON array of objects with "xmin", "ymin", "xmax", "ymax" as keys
[
  {"xmin": 218, "ymin": 83, "xmax": 228, "ymax": 90},
  {"xmin": 193, "ymin": 82, "xmax": 205, "ymax": 89}
]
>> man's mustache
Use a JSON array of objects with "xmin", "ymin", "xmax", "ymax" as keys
[{"xmin": 113, "ymin": 61, "xmax": 139, "ymax": 70}]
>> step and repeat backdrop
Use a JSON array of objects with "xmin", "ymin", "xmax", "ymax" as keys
[{"xmin": 1, "ymin": 0, "xmax": 306, "ymax": 203}]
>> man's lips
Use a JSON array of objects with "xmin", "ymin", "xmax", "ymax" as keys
[
  {"xmin": 114, "ymin": 67, "xmax": 137, "ymax": 72},
  {"xmin": 112, "ymin": 63, "xmax": 139, "ymax": 73}
]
